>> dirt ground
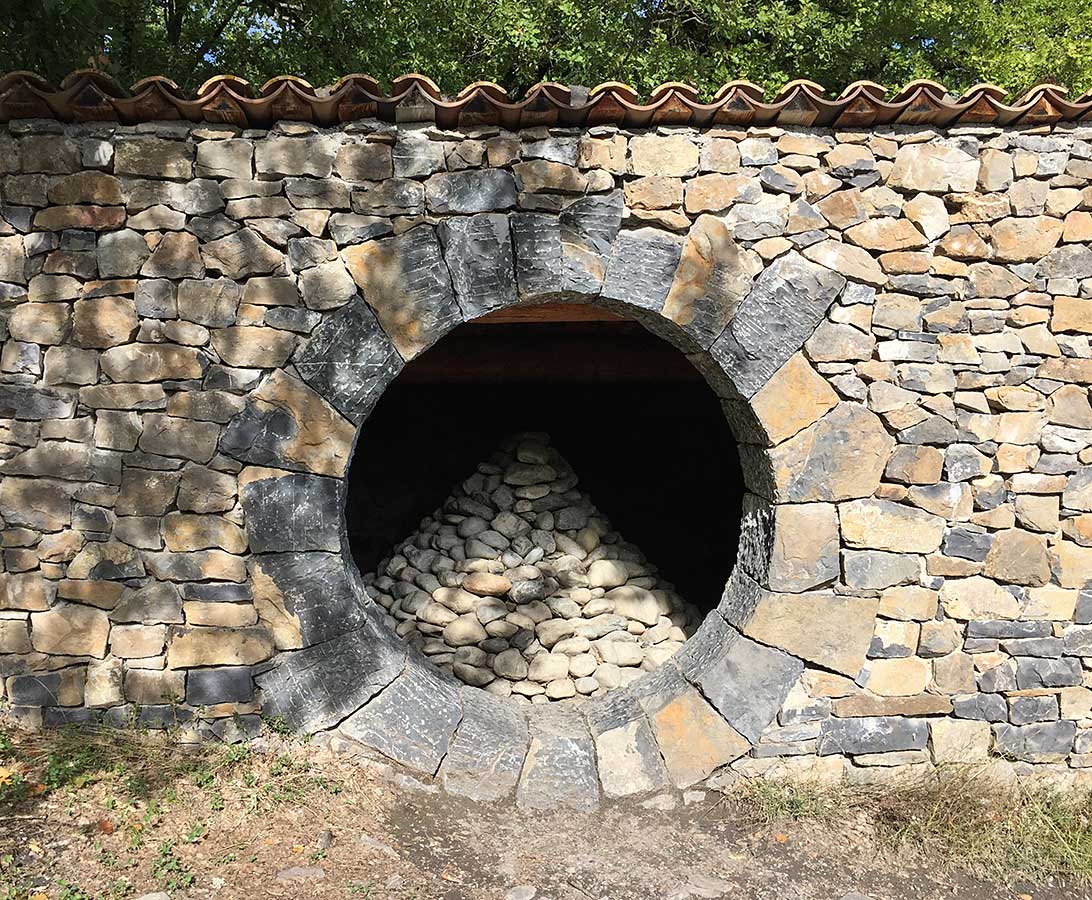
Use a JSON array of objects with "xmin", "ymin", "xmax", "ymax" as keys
[{"xmin": 1, "ymin": 730, "xmax": 1089, "ymax": 900}]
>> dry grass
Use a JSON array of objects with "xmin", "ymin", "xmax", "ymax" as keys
[
  {"xmin": 4, "ymin": 723, "xmax": 1092, "ymax": 897},
  {"xmin": 728, "ymin": 767, "xmax": 1092, "ymax": 886}
]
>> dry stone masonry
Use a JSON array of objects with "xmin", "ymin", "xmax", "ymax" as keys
[
  {"xmin": 363, "ymin": 433, "xmax": 701, "ymax": 702},
  {"xmin": 1, "ymin": 108, "xmax": 1092, "ymax": 807}
]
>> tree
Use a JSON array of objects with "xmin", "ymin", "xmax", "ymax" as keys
[{"xmin": 1, "ymin": 0, "xmax": 1089, "ymax": 98}]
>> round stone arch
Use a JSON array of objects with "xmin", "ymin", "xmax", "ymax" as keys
[{"xmin": 225, "ymin": 196, "xmax": 893, "ymax": 808}]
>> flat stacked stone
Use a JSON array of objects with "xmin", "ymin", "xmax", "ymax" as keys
[{"xmin": 361, "ymin": 433, "xmax": 701, "ymax": 703}]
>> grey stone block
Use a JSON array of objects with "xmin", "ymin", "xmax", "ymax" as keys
[
  {"xmin": 717, "ymin": 568, "xmax": 766, "ymax": 629},
  {"xmin": 709, "ymin": 252, "xmax": 846, "ymax": 397},
  {"xmin": 425, "ymin": 170, "xmax": 517, "ymax": 214},
  {"xmin": 673, "ymin": 610, "xmax": 737, "ymax": 681},
  {"xmin": 842, "ymin": 549, "xmax": 920, "ymax": 590},
  {"xmin": 256, "ymin": 628, "xmax": 405, "ymax": 732},
  {"xmin": 601, "ymin": 227, "xmax": 684, "ymax": 313},
  {"xmin": 350, "ymin": 226, "xmax": 463, "ymax": 360},
  {"xmin": 952, "ymin": 693, "xmax": 1009, "ymax": 722},
  {"xmin": 187, "ymin": 666, "xmax": 253, "ymax": 705},
  {"xmin": 819, "ymin": 716, "xmax": 928, "ymax": 755},
  {"xmin": 294, "ymin": 297, "xmax": 404, "ymax": 424},
  {"xmin": 241, "ymin": 473, "xmax": 342, "ymax": 553},
  {"xmin": 993, "ymin": 721, "xmax": 1076, "ymax": 762},
  {"xmin": 967, "ymin": 620, "xmax": 1051, "ymax": 640},
  {"xmin": 1008, "ymin": 695, "xmax": 1058, "ymax": 726},
  {"xmin": 251, "ymin": 552, "xmax": 376, "ymax": 647},
  {"xmin": 7, "ymin": 671, "xmax": 76, "ymax": 706},
  {"xmin": 0, "ymin": 384, "xmax": 76, "ymax": 420},
  {"xmin": 511, "ymin": 212, "xmax": 561, "ymax": 298},
  {"xmin": 438, "ymin": 213, "xmax": 518, "ymax": 318},
  {"xmin": 339, "ymin": 661, "xmax": 463, "ymax": 775},
  {"xmin": 694, "ymin": 633, "xmax": 803, "ymax": 743},
  {"xmin": 629, "ymin": 660, "xmax": 689, "ymax": 717},
  {"xmin": 559, "ymin": 191, "xmax": 623, "ymax": 295},
  {"xmin": 1015, "ymin": 656, "xmax": 1082, "ymax": 689},
  {"xmin": 439, "ymin": 688, "xmax": 528, "ymax": 801},
  {"xmin": 516, "ymin": 708, "xmax": 600, "ymax": 811}
]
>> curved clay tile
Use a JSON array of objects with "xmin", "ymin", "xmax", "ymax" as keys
[{"xmin": 0, "ymin": 69, "xmax": 1090, "ymax": 126}]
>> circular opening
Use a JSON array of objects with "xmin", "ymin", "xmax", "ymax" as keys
[{"xmin": 346, "ymin": 305, "xmax": 743, "ymax": 704}]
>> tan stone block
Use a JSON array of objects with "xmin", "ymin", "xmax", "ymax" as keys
[
  {"xmin": 144, "ymin": 550, "xmax": 247, "ymax": 583},
  {"xmin": 767, "ymin": 403, "xmax": 895, "ymax": 502},
  {"xmin": 84, "ymin": 656, "xmax": 123, "ymax": 707},
  {"xmin": 1063, "ymin": 211, "xmax": 1092, "ymax": 243},
  {"xmin": 178, "ymin": 465, "xmax": 236, "ymax": 513},
  {"xmin": 209, "ymin": 326, "xmax": 295, "ymax": 368},
  {"xmin": 1060, "ymin": 686, "xmax": 1092, "ymax": 719},
  {"xmin": 72, "ymin": 296, "xmax": 138, "ymax": 349},
  {"xmin": 844, "ymin": 218, "xmax": 927, "ymax": 251},
  {"xmin": 994, "ymin": 411, "xmax": 1045, "ymax": 445},
  {"xmin": 246, "ymin": 371, "xmax": 355, "ymax": 478},
  {"xmin": 839, "ymin": 498, "xmax": 945, "ymax": 553},
  {"xmin": 251, "ymin": 558, "xmax": 303, "ymax": 650},
  {"xmin": 124, "ymin": 668, "xmax": 185, "ymax": 704},
  {"xmin": 1024, "ymin": 586, "xmax": 1077, "ymax": 620},
  {"xmin": 878, "ymin": 586, "xmax": 938, "ymax": 621},
  {"xmin": 978, "ymin": 149, "xmax": 1013, "ymax": 191},
  {"xmin": 8, "ymin": 302, "xmax": 71, "ymax": 345},
  {"xmin": 743, "ymin": 591, "xmax": 878, "ymax": 677},
  {"xmin": 918, "ymin": 619, "xmax": 961, "ymax": 657},
  {"xmin": 995, "ymin": 444, "xmax": 1040, "ymax": 473},
  {"xmin": 802, "ymin": 669, "xmax": 858, "ymax": 698},
  {"xmin": 629, "ymin": 134, "xmax": 699, "ymax": 177},
  {"xmin": 110, "ymin": 623, "xmax": 166, "ymax": 658},
  {"xmin": 0, "ymin": 477, "xmax": 70, "ymax": 531},
  {"xmin": 56, "ymin": 579, "xmax": 126, "ymax": 610},
  {"xmin": 931, "ymin": 652, "xmax": 975, "ymax": 693},
  {"xmin": 662, "ymin": 215, "xmax": 759, "ymax": 339},
  {"xmin": 983, "ymin": 530, "xmax": 1051, "ymax": 586},
  {"xmin": 1014, "ymin": 494, "xmax": 1059, "ymax": 532},
  {"xmin": 1053, "ymin": 541, "xmax": 1092, "ymax": 589},
  {"xmin": 930, "ymin": 719, "xmax": 990, "ymax": 764},
  {"xmin": 767, "ymin": 502, "xmax": 839, "ymax": 592},
  {"xmin": 991, "ymin": 216, "xmax": 1064, "ymax": 262},
  {"xmin": 802, "ymin": 240, "xmax": 886, "ymax": 286},
  {"xmin": 889, "ymin": 144, "xmax": 979, "ymax": 193},
  {"xmin": 649, "ymin": 688, "xmax": 748, "ymax": 787},
  {"xmin": 0, "ymin": 571, "xmax": 55, "ymax": 611},
  {"xmin": 182, "ymin": 601, "xmax": 258, "ymax": 627},
  {"xmin": 864, "ymin": 657, "xmax": 931, "ymax": 696},
  {"xmin": 577, "ymin": 135, "xmax": 627, "ymax": 173},
  {"xmin": 100, "ymin": 343, "xmax": 204, "ymax": 382},
  {"xmin": 163, "ymin": 512, "xmax": 246, "ymax": 553},
  {"xmin": 939, "ymin": 576, "xmax": 1020, "ymax": 620},
  {"xmin": 0, "ymin": 617, "xmax": 31, "ymax": 653},
  {"xmin": 750, "ymin": 353, "xmax": 839, "ymax": 446},
  {"xmin": 699, "ymin": 138, "xmax": 741, "ymax": 173},
  {"xmin": 33, "ymin": 205, "xmax": 126, "ymax": 231},
  {"xmin": 683, "ymin": 173, "xmax": 759, "ymax": 213},
  {"xmin": 832, "ymin": 693, "xmax": 951, "ymax": 717},
  {"xmin": 884, "ymin": 445, "xmax": 943, "ymax": 485},
  {"xmin": 30, "ymin": 602, "xmax": 109, "ymax": 657},
  {"xmin": 166, "ymin": 625, "xmax": 273, "ymax": 668},
  {"xmin": 903, "ymin": 193, "xmax": 949, "ymax": 240},
  {"xmin": 1052, "ymin": 296, "xmax": 1092, "ymax": 334},
  {"xmin": 623, "ymin": 176, "xmax": 682, "ymax": 210},
  {"xmin": 1047, "ymin": 385, "xmax": 1092, "ymax": 428},
  {"xmin": 1062, "ymin": 514, "xmax": 1092, "ymax": 547}
]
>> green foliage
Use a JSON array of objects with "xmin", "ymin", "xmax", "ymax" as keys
[{"xmin": 0, "ymin": 0, "xmax": 1088, "ymax": 96}]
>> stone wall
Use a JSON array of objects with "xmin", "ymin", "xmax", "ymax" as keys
[{"xmin": 1, "ymin": 114, "xmax": 1092, "ymax": 804}]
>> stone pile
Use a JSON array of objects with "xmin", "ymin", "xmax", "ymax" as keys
[{"xmin": 362, "ymin": 434, "xmax": 701, "ymax": 702}]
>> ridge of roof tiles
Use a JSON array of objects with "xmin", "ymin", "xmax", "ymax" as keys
[{"xmin": 2, "ymin": 70, "xmax": 1091, "ymax": 129}]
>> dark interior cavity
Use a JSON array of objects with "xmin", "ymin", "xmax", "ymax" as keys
[{"xmin": 346, "ymin": 310, "xmax": 744, "ymax": 613}]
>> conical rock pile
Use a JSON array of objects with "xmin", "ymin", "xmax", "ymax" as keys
[{"xmin": 362, "ymin": 433, "xmax": 703, "ymax": 704}]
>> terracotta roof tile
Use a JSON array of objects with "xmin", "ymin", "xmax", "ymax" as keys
[{"xmin": 1, "ymin": 70, "xmax": 1088, "ymax": 129}]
